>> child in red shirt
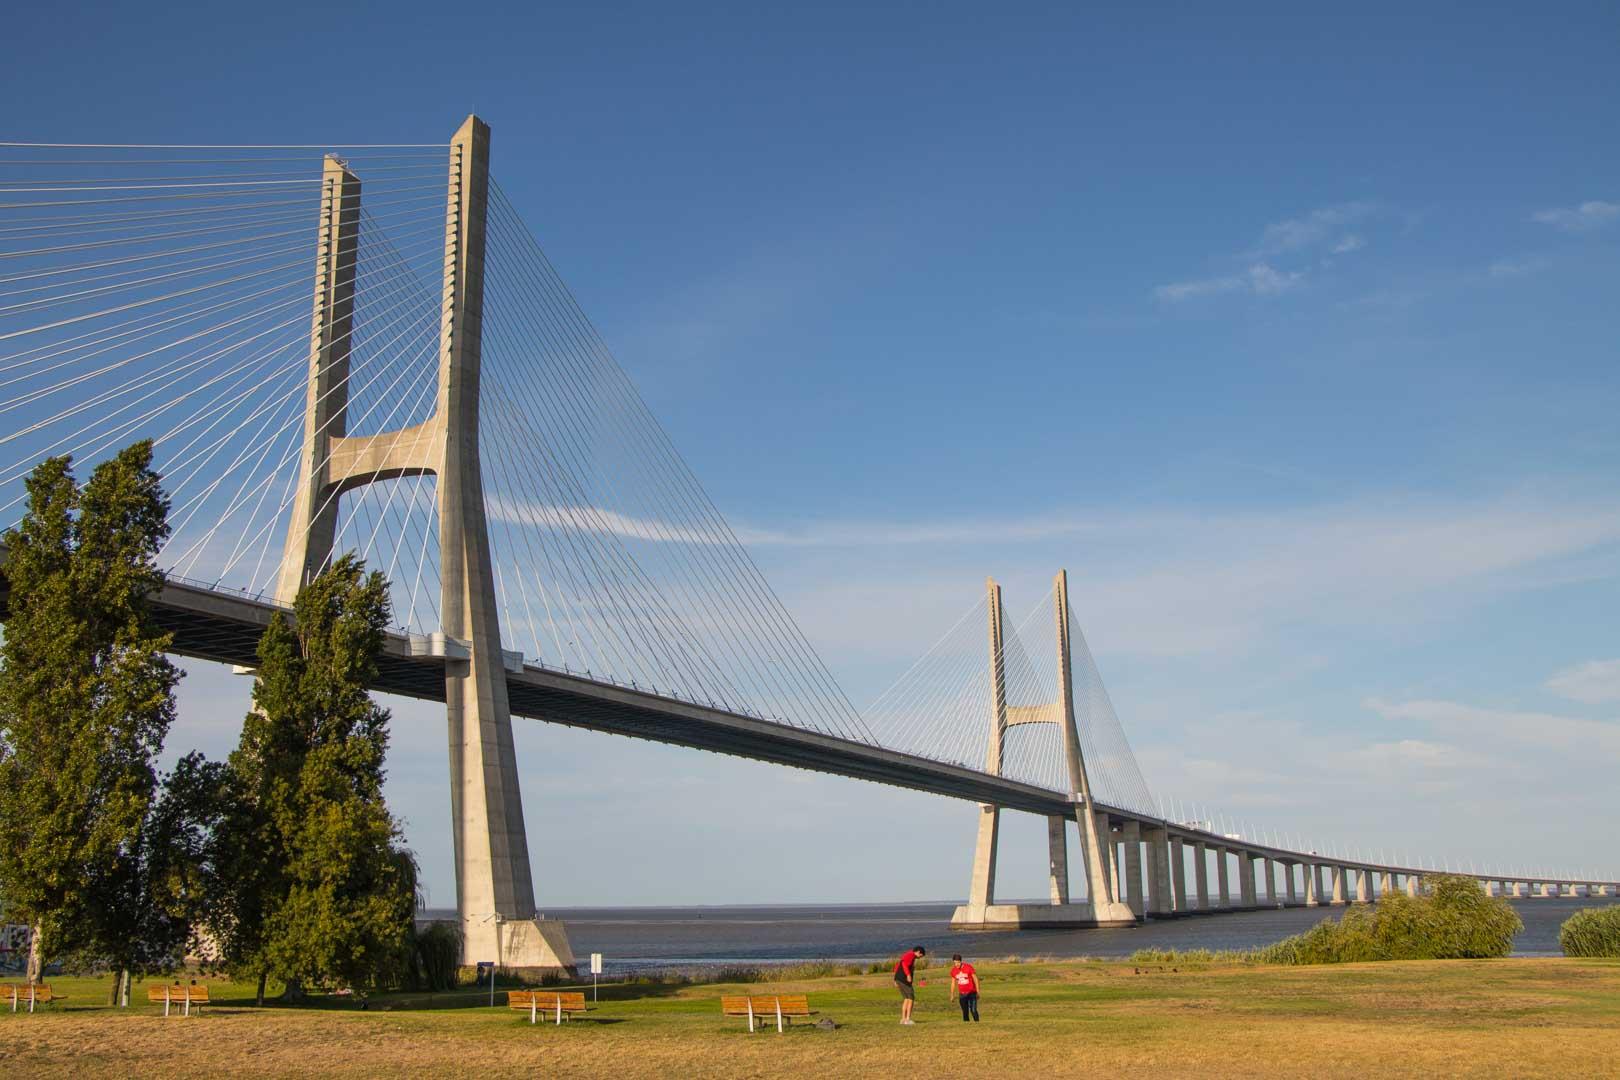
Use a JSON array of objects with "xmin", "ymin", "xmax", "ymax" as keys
[{"xmin": 949, "ymin": 953, "xmax": 980, "ymax": 1022}]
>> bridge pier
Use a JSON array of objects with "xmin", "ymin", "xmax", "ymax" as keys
[
  {"xmin": 1193, "ymin": 841, "xmax": 1210, "ymax": 913},
  {"xmin": 1356, "ymin": 868, "xmax": 1374, "ymax": 903},
  {"xmin": 1171, "ymin": 838, "xmax": 1189, "ymax": 912},
  {"xmin": 1123, "ymin": 822, "xmax": 1145, "ymax": 919},
  {"xmin": 1406, "ymin": 874, "xmax": 1421, "ymax": 897},
  {"xmin": 1147, "ymin": 826, "xmax": 1173, "ymax": 917},
  {"xmin": 952, "ymin": 574, "xmax": 1134, "ymax": 930},
  {"xmin": 1265, "ymin": 857, "xmax": 1283, "ymax": 907},
  {"xmin": 1215, "ymin": 847, "xmax": 1231, "ymax": 911},
  {"xmin": 1239, "ymin": 851, "xmax": 1258, "ymax": 909},
  {"xmin": 276, "ymin": 117, "xmax": 573, "ymax": 973},
  {"xmin": 1285, "ymin": 862, "xmax": 1300, "ymax": 907}
]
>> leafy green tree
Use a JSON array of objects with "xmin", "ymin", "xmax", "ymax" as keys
[
  {"xmin": 0, "ymin": 443, "xmax": 180, "ymax": 984},
  {"xmin": 83, "ymin": 752, "xmax": 226, "ymax": 1003},
  {"xmin": 211, "ymin": 555, "xmax": 415, "ymax": 1002}
]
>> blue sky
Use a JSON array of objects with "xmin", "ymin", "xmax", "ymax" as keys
[{"xmin": 7, "ymin": 2, "xmax": 1619, "ymax": 904}]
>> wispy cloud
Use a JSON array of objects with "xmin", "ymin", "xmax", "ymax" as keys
[
  {"xmin": 1155, "ymin": 262, "xmax": 1302, "ymax": 303},
  {"xmin": 766, "ymin": 490, "xmax": 1620, "ymax": 664},
  {"xmin": 1546, "ymin": 658, "xmax": 1620, "ymax": 704},
  {"xmin": 1156, "ymin": 202, "xmax": 1373, "ymax": 303},
  {"xmin": 1532, "ymin": 200, "xmax": 1620, "ymax": 233},
  {"xmin": 1255, "ymin": 202, "xmax": 1377, "ymax": 256}
]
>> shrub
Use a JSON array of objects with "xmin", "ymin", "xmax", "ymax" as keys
[
  {"xmin": 1263, "ymin": 875, "xmax": 1521, "ymax": 964},
  {"xmin": 403, "ymin": 922, "xmax": 462, "ymax": 991},
  {"xmin": 1559, "ymin": 907, "xmax": 1620, "ymax": 957},
  {"xmin": 1132, "ymin": 876, "xmax": 1521, "ymax": 967}
]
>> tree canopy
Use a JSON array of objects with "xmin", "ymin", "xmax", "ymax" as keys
[{"xmin": 0, "ymin": 442, "xmax": 183, "ymax": 983}]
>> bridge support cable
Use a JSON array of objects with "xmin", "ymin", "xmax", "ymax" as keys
[
  {"xmin": 461, "ymin": 181, "xmax": 874, "ymax": 744},
  {"xmin": 0, "ymin": 139, "xmax": 457, "ymax": 624}
]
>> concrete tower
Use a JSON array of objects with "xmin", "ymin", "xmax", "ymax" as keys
[{"xmin": 277, "ymin": 116, "xmax": 573, "ymax": 971}]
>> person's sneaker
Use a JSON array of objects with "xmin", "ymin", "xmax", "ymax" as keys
[{"xmin": 901, "ymin": 1018, "xmax": 914, "ymax": 1025}]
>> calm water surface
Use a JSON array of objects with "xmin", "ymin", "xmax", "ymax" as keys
[{"xmin": 425, "ymin": 897, "xmax": 1615, "ymax": 974}]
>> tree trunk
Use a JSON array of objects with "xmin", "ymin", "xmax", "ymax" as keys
[
  {"xmin": 25, "ymin": 924, "xmax": 42, "ymax": 984},
  {"xmin": 280, "ymin": 977, "xmax": 305, "ymax": 1003},
  {"xmin": 256, "ymin": 971, "xmax": 267, "ymax": 1008},
  {"xmin": 121, "ymin": 968, "xmax": 131, "ymax": 1007}
]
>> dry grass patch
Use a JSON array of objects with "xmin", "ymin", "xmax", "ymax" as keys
[{"xmin": 1, "ymin": 959, "xmax": 1617, "ymax": 1078}]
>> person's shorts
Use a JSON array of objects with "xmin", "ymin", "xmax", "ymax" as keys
[{"xmin": 895, "ymin": 978, "xmax": 914, "ymax": 1000}]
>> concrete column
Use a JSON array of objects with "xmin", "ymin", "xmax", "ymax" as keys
[
  {"xmin": 1285, "ymin": 863, "xmax": 1299, "ymax": 906},
  {"xmin": 1193, "ymin": 841, "xmax": 1210, "ymax": 912},
  {"xmin": 966, "ymin": 580, "xmax": 1008, "ymax": 916},
  {"xmin": 1239, "ymin": 852, "xmax": 1258, "ymax": 908},
  {"xmin": 1123, "ymin": 822, "xmax": 1145, "ymax": 919},
  {"xmin": 1380, "ymin": 872, "xmax": 1394, "ymax": 897},
  {"xmin": 967, "ymin": 804, "xmax": 1000, "ymax": 911},
  {"xmin": 277, "ymin": 155, "xmax": 362, "ymax": 603},
  {"xmin": 1265, "ymin": 858, "xmax": 1282, "ymax": 906},
  {"xmin": 1053, "ymin": 572, "xmax": 1132, "ymax": 923},
  {"xmin": 1108, "ymin": 828, "xmax": 1122, "ymax": 902},
  {"xmin": 1171, "ymin": 838, "xmax": 1188, "ymax": 912},
  {"xmin": 1146, "ymin": 826, "xmax": 1173, "ymax": 917},
  {"xmin": 1356, "ymin": 868, "xmax": 1373, "ymax": 903},
  {"xmin": 1406, "ymin": 874, "xmax": 1420, "ymax": 898},
  {"xmin": 1331, "ymin": 867, "xmax": 1348, "ymax": 904},
  {"xmin": 1216, "ymin": 847, "xmax": 1231, "ymax": 910},
  {"xmin": 1305, "ymin": 863, "xmax": 1321, "ymax": 907},
  {"xmin": 1046, "ymin": 814, "xmax": 1069, "ymax": 905},
  {"xmin": 435, "ymin": 116, "xmax": 570, "ymax": 970}
]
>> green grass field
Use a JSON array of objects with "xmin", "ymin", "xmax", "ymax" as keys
[{"xmin": 3, "ymin": 957, "xmax": 1618, "ymax": 1077}]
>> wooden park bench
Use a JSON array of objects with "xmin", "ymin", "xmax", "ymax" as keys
[
  {"xmin": 3, "ymin": 983, "xmax": 61, "ymax": 1013},
  {"xmin": 721, "ymin": 994, "xmax": 816, "ymax": 1033},
  {"xmin": 147, "ymin": 983, "xmax": 210, "ymax": 1016},
  {"xmin": 507, "ymin": 989, "xmax": 589, "ymax": 1025}
]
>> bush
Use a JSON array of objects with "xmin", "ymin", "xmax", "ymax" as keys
[
  {"xmin": 1132, "ymin": 876, "xmax": 1521, "ymax": 967},
  {"xmin": 1264, "ymin": 875, "xmax": 1521, "ymax": 964},
  {"xmin": 1559, "ymin": 907, "xmax": 1620, "ymax": 957},
  {"xmin": 404, "ymin": 922, "xmax": 462, "ymax": 991}
]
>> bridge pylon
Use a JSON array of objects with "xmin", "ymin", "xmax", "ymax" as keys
[
  {"xmin": 276, "ymin": 116, "xmax": 574, "ymax": 972},
  {"xmin": 951, "ymin": 571, "xmax": 1138, "ymax": 929}
]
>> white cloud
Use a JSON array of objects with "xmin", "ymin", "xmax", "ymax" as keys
[
  {"xmin": 1547, "ymin": 658, "xmax": 1620, "ymax": 704},
  {"xmin": 1155, "ymin": 262, "xmax": 1301, "ymax": 303},
  {"xmin": 1255, "ymin": 202, "xmax": 1377, "ymax": 255},
  {"xmin": 1156, "ymin": 202, "xmax": 1375, "ymax": 302},
  {"xmin": 1531, "ymin": 200, "xmax": 1620, "ymax": 233}
]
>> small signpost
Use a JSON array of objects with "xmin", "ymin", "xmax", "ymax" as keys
[{"xmin": 590, "ymin": 952, "xmax": 602, "ymax": 1002}]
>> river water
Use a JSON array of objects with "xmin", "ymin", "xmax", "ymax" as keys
[{"xmin": 425, "ymin": 896, "xmax": 1615, "ymax": 974}]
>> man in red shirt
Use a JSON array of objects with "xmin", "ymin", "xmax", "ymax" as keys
[
  {"xmin": 949, "ymin": 953, "xmax": 980, "ymax": 1022},
  {"xmin": 893, "ymin": 944, "xmax": 927, "ymax": 1024}
]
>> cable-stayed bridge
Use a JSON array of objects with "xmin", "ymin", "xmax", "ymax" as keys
[{"xmin": 2, "ymin": 118, "xmax": 1613, "ymax": 969}]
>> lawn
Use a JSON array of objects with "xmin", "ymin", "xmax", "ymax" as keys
[{"xmin": 2, "ymin": 958, "xmax": 1617, "ymax": 1077}]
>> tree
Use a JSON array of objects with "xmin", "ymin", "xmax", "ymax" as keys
[
  {"xmin": 210, "ymin": 555, "xmax": 415, "ymax": 1001},
  {"xmin": 0, "ymin": 442, "xmax": 180, "ymax": 984},
  {"xmin": 84, "ymin": 752, "xmax": 226, "ymax": 1003}
]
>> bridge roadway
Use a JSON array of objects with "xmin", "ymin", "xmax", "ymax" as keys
[{"xmin": 3, "ymin": 573, "xmax": 1615, "ymax": 902}]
